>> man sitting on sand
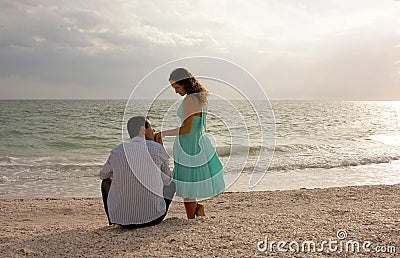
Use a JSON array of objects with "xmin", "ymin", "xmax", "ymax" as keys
[{"xmin": 99, "ymin": 116, "xmax": 175, "ymax": 229}]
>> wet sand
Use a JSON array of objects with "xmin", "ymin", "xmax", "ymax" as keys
[{"xmin": 1, "ymin": 184, "xmax": 399, "ymax": 257}]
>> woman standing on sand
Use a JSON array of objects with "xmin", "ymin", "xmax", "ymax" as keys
[{"xmin": 155, "ymin": 68, "xmax": 225, "ymax": 219}]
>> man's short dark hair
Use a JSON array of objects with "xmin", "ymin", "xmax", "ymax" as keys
[{"xmin": 127, "ymin": 116, "xmax": 149, "ymax": 138}]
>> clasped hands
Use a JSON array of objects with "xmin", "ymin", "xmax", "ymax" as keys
[{"xmin": 154, "ymin": 132, "xmax": 163, "ymax": 144}]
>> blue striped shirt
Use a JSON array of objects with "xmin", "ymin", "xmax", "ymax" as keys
[{"xmin": 99, "ymin": 137, "xmax": 172, "ymax": 225}]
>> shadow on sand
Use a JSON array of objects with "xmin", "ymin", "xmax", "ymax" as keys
[{"xmin": 3, "ymin": 217, "xmax": 191, "ymax": 257}]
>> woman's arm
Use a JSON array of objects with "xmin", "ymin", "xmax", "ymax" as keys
[{"xmin": 160, "ymin": 116, "xmax": 194, "ymax": 136}]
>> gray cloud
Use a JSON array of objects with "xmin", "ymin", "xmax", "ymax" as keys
[
  {"xmin": 0, "ymin": 1, "xmax": 227, "ymax": 98},
  {"xmin": 1, "ymin": 0, "xmax": 399, "ymax": 99}
]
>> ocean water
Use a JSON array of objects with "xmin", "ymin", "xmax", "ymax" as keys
[{"xmin": 0, "ymin": 99, "xmax": 399, "ymax": 198}]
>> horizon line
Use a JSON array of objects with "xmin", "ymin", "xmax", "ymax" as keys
[{"xmin": 1, "ymin": 98, "xmax": 400, "ymax": 102}]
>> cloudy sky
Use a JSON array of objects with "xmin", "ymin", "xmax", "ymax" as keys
[{"xmin": 1, "ymin": 0, "xmax": 400, "ymax": 100}]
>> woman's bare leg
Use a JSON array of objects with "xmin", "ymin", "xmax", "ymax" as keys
[
  {"xmin": 183, "ymin": 198, "xmax": 206, "ymax": 218},
  {"xmin": 183, "ymin": 198, "xmax": 197, "ymax": 219}
]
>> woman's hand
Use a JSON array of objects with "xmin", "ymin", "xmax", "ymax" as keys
[{"xmin": 154, "ymin": 132, "xmax": 163, "ymax": 144}]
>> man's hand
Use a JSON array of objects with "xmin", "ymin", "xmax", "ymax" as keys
[{"xmin": 154, "ymin": 132, "xmax": 163, "ymax": 144}]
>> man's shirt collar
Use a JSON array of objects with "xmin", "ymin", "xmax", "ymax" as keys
[{"xmin": 131, "ymin": 136, "xmax": 145, "ymax": 143}]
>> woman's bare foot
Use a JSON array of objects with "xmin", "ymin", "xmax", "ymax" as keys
[
  {"xmin": 195, "ymin": 203, "xmax": 206, "ymax": 217},
  {"xmin": 184, "ymin": 202, "xmax": 197, "ymax": 219}
]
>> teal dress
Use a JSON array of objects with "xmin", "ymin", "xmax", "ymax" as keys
[{"xmin": 172, "ymin": 101, "xmax": 225, "ymax": 198}]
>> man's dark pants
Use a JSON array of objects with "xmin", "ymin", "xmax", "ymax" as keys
[{"xmin": 101, "ymin": 179, "xmax": 176, "ymax": 229}]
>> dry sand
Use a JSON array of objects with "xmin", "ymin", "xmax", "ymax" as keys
[{"xmin": 1, "ymin": 184, "xmax": 399, "ymax": 257}]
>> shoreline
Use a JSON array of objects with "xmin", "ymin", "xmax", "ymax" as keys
[
  {"xmin": 1, "ymin": 184, "xmax": 399, "ymax": 257},
  {"xmin": 2, "ymin": 159, "xmax": 400, "ymax": 199},
  {"xmin": 1, "ymin": 181, "xmax": 400, "ymax": 200}
]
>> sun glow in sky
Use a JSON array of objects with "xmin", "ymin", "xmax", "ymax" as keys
[{"xmin": 0, "ymin": 0, "xmax": 400, "ymax": 100}]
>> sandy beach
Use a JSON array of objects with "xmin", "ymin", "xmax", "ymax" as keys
[{"xmin": 1, "ymin": 184, "xmax": 399, "ymax": 257}]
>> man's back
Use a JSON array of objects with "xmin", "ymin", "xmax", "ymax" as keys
[{"xmin": 99, "ymin": 137, "xmax": 171, "ymax": 225}]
